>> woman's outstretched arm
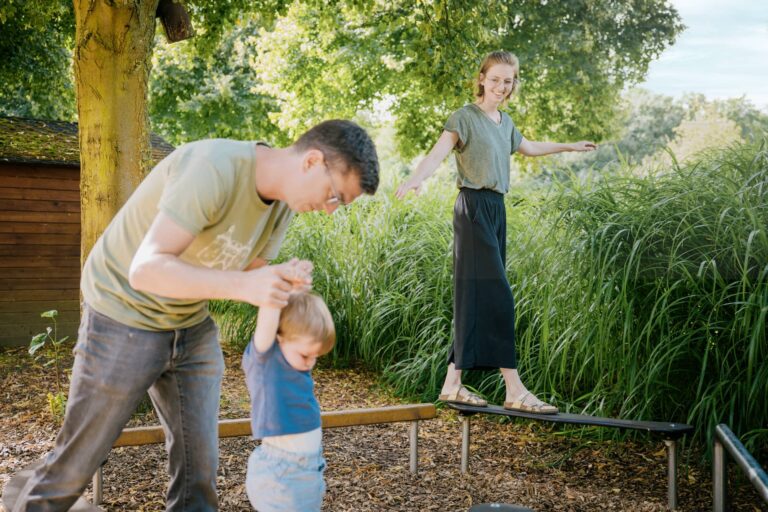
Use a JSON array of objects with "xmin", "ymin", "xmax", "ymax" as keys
[
  {"xmin": 396, "ymin": 130, "xmax": 459, "ymax": 198},
  {"xmin": 517, "ymin": 138, "xmax": 596, "ymax": 157}
]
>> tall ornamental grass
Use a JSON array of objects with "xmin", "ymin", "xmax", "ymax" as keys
[
  {"xmin": 528, "ymin": 142, "xmax": 767, "ymax": 451},
  {"xmin": 212, "ymin": 141, "xmax": 767, "ymax": 452}
]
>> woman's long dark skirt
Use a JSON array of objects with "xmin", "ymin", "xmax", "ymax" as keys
[{"xmin": 448, "ymin": 188, "xmax": 517, "ymax": 370}]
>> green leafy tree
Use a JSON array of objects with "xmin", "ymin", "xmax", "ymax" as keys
[
  {"xmin": 643, "ymin": 102, "xmax": 743, "ymax": 168},
  {"xmin": 147, "ymin": 1, "xmax": 683, "ymax": 156},
  {"xmin": 551, "ymin": 88, "xmax": 686, "ymax": 173},
  {"xmin": 0, "ymin": 0, "xmax": 76, "ymax": 119},
  {"xmin": 500, "ymin": 1, "xmax": 681, "ymax": 143},
  {"xmin": 617, "ymin": 89, "xmax": 687, "ymax": 162},
  {"xmin": 681, "ymin": 93, "xmax": 768, "ymax": 142},
  {"xmin": 149, "ymin": 16, "xmax": 283, "ymax": 146},
  {"xmin": 252, "ymin": 0, "xmax": 683, "ymax": 158}
]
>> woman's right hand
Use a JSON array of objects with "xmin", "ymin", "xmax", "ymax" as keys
[
  {"xmin": 396, "ymin": 177, "xmax": 423, "ymax": 199},
  {"xmin": 395, "ymin": 130, "xmax": 458, "ymax": 200}
]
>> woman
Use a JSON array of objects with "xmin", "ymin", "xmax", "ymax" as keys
[{"xmin": 396, "ymin": 50, "xmax": 596, "ymax": 413}]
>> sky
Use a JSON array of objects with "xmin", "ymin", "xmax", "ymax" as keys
[{"xmin": 639, "ymin": 0, "xmax": 768, "ymax": 109}]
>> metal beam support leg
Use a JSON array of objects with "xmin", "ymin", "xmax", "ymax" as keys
[
  {"xmin": 713, "ymin": 437, "xmax": 727, "ymax": 512},
  {"xmin": 409, "ymin": 420, "xmax": 419, "ymax": 474},
  {"xmin": 665, "ymin": 440, "xmax": 678, "ymax": 510},
  {"xmin": 461, "ymin": 415, "xmax": 470, "ymax": 474},
  {"xmin": 92, "ymin": 466, "xmax": 103, "ymax": 506}
]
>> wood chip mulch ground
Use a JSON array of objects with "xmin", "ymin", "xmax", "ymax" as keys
[{"xmin": 1, "ymin": 346, "xmax": 766, "ymax": 511}]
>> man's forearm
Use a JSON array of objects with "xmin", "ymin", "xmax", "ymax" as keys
[{"xmin": 129, "ymin": 253, "xmax": 250, "ymax": 302}]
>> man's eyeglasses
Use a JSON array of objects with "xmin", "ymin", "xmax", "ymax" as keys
[{"xmin": 324, "ymin": 165, "xmax": 345, "ymax": 206}]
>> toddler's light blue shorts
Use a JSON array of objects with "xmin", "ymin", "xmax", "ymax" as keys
[{"xmin": 245, "ymin": 443, "xmax": 326, "ymax": 511}]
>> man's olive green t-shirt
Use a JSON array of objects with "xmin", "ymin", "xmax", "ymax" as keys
[
  {"xmin": 444, "ymin": 103, "xmax": 524, "ymax": 194},
  {"xmin": 81, "ymin": 139, "xmax": 294, "ymax": 331}
]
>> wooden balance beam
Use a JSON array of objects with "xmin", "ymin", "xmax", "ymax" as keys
[
  {"xmin": 447, "ymin": 402, "xmax": 694, "ymax": 511},
  {"xmin": 91, "ymin": 403, "xmax": 436, "ymax": 506}
]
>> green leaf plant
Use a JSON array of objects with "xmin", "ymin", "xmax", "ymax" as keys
[{"xmin": 29, "ymin": 309, "xmax": 70, "ymax": 418}]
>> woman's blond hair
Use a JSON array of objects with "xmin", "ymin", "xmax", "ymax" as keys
[
  {"xmin": 278, "ymin": 292, "xmax": 336, "ymax": 355},
  {"xmin": 475, "ymin": 50, "xmax": 520, "ymax": 102}
]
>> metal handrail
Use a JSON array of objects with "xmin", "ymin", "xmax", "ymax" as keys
[{"xmin": 713, "ymin": 423, "xmax": 768, "ymax": 512}]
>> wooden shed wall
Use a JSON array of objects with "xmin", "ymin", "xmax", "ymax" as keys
[{"xmin": 0, "ymin": 163, "xmax": 81, "ymax": 347}]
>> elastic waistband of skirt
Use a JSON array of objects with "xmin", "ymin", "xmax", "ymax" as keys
[{"xmin": 458, "ymin": 187, "xmax": 504, "ymax": 199}]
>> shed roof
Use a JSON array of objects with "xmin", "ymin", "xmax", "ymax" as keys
[{"xmin": 0, "ymin": 116, "xmax": 175, "ymax": 167}]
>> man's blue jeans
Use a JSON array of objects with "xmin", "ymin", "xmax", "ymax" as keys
[{"xmin": 14, "ymin": 305, "xmax": 224, "ymax": 511}]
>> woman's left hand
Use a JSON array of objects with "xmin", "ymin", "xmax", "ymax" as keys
[{"xmin": 571, "ymin": 141, "xmax": 598, "ymax": 152}]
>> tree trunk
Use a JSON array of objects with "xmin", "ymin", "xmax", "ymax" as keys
[{"xmin": 74, "ymin": 0, "xmax": 159, "ymax": 265}]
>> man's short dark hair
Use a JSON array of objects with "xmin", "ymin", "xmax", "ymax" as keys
[{"xmin": 295, "ymin": 120, "xmax": 379, "ymax": 195}]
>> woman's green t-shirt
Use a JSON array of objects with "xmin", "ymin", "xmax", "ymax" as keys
[{"xmin": 444, "ymin": 103, "xmax": 524, "ymax": 194}]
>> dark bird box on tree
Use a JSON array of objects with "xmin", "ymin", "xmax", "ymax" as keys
[{"xmin": 156, "ymin": 0, "xmax": 194, "ymax": 43}]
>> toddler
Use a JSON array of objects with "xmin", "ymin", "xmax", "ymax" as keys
[{"xmin": 242, "ymin": 292, "xmax": 335, "ymax": 511}]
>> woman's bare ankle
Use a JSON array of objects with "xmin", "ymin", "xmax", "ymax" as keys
[
  {"xmin": 440, "ymin": 384, "xmax": 462, "ymax": 396},
  {"xmin": 505, "ymin": 385, "xmax": 529, "ymax": 403}
]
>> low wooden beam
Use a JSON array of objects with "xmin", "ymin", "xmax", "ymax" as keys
[{"xmin": 113, "ymin": 403, "xmax": 437, "ymax": 447}]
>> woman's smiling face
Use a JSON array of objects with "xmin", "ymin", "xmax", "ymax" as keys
[{"xmin": 479, "ymin": 63, "xmax": 517, "ymax": 105}]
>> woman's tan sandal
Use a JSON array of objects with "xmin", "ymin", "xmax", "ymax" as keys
[
  {"xmin": 438, "ymin": 387, "xmax": 488, "ymax": 407},
  {"xmin": 503, "ymin": 392, "xmax": 558, "ymax": 414}
]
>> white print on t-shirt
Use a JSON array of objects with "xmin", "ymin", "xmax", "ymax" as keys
[{"xmin": 196, "ymin": 225, "xmax": 251, "ymax": 270}]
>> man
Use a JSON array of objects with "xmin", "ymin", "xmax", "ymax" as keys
[{"xmin": 15, "ymin": 119, "xmax": 379, "ymax": 511}]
